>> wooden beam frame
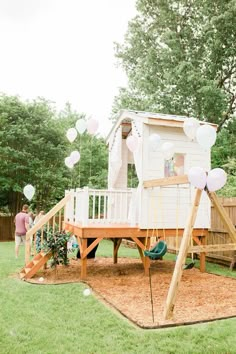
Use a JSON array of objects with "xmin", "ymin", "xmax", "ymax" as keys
[
  {"xmin": 189, "ymin": 243, "xmax": 236, "ymax": 253},
  {"xmin": 163, "ymin": 189, "xmax": 202, "ymax": 320},
  {"xmin": 143, "ymin": 175, "xmax": 189, "ymax": 188},
  {"xmin": 163, "ymin": 187, "xmax": 236, "ymax": 320}
]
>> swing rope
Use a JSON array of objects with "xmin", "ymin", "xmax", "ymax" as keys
[
  {"xmin": 183, "ymin": 184, "xmax": 195, "ymax": 269},
  {"xmin": 175, "ymin": 184, "xmax": 180, "ymax": 256}
]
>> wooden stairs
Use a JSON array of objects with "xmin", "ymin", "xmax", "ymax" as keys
[{"xmin": 20, "ymin": 251, "xmax": 52, "ymax": 280}]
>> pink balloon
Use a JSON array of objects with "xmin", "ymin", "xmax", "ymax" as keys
[
  {"xmin": 206, "ymin": 168, "xmax": 227, "ymax": 192},
  {"xmin": 188, "ymin": 167, "xmax": 207, "ymax": 189},
  {"xmin": 126, "ymin": 135, "xmax": 139, "ymax": 152},
  {"xmin": 87, "ymin": 118, "xmax": 99, "ymax": 135}
]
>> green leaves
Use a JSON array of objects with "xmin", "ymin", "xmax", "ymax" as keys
[
  {"xmin": 113, "ymin": 0, "xmax": 236, "ymax": 128},
  {"xmin": 0, "ymin": 94, "xmax": 108, "ymax": 214},
  {"xmin": 43, "ymin": 230, "xmax": 72, "ymax": 268}
]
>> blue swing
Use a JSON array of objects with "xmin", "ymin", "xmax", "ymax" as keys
[{"xmin": 144, "ymin": 240, "xmax": 168, "ymax": 260}]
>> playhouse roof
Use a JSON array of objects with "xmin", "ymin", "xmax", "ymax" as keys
[{"xmin": 106, "ymin": 109, "xmax": 217, "ymax": 142}]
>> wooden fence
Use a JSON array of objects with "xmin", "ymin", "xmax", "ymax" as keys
[
  {"xmin": 0, "ymin": 215, "xmax": 14, "ymax": 241},
  {"xmin": 165, "ymin": 197, "xmax": 236, "ymax": 265},
  {"xmin": 208, "ymin": 197, "xmax": 236, "ymax": 264}
]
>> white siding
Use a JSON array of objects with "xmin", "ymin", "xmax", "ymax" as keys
[{"xmin": 139, "ymin": 124, "xmax": 211, "ymax": 229}]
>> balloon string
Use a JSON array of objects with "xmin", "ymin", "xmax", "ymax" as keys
[
  {"xmin": 89, "ymin": 136, "xmax": 93, "ymax": 182},
  {"xmin": 78, "ymin": 134, "xmax": 81, "ymax": 188}
]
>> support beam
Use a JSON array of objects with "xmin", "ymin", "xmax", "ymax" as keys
[
  {"xmin": 143, "ymin": 175, "xmax": 189, "ymax": 188},
  {"xmin": 113, "ymin": 239, "xmax": 122, "ymax": 264},
  {"xmin": 80, "ymin": 238, "xmax": 87, "ymax": 280},
  {"xmin": 163, "ymin": 188, "xmax": 202, "ymax": 320},
  {"xmin": 81, "ymin": 238, "xmax": 103, "ymax": 259},
  {"xmin": 189, "ymin": 243, "xmax": 236, "ymax": 253},
  {"xmin": 131, "ymin": 236, "xmax": 146, "ymax": 251}
]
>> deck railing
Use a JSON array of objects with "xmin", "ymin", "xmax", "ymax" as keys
[
  {"xmin": 25, "ymin": 193, "xmax": 72, "ymax": 264},
  {"xmin": 65, "ymin": 187, "xmax": 136, "ymax": 226}
]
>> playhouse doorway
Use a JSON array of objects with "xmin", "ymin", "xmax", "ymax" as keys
[{"xmin": 127, "ymin": 163, "xmax": 138, "ymax": 188}]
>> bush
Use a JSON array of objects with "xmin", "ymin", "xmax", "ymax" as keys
[{"xmin": 43, "ymin": 230, "xmax": 72, "ymax": 268}]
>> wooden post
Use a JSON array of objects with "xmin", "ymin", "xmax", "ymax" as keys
[
  {"xmin": 230, "ymin": 251, "xmax": 236, "ymax": 271},
  {"xmin": 144, "ymin": 236, "xmax": 151, "ymax": 275},
  {"xmin": 199, "ymin": 233, "xmax": 206, "ymax": 273},
  {"xmin": 81, "ymin": 238, "xmax": 87, "ymax": 280},
  {"xmin": 113, "ymin": 239, "xmax": 122, "ymax": 264},
  {"xmin": 163, "ymin": 188, "xmax": 202, "ymax": 320}
]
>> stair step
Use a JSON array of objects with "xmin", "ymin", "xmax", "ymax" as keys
[
  {"xmin": 33, "ymin": 260, "xmax": 39, "ymax": 265},
  {"xmin": 41, "ymin": 252, "xmax": 47, "ymax": 257},
  {"xmin": 34, "ymin": 254, "xmax": 43, "ymax": 261},
  {"xmin": 25, "ymin": 267, "xmax": 32, "ymax": 273}
]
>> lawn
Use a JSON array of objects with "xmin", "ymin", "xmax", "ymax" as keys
[{"xmin": 0, "ymin": 241, "xmax": 235, "ymax": 354}]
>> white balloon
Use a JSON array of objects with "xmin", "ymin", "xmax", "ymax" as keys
[
  {"xmin": 161, "ymin": 142, "xmax": 175, "ymax": 160},
  {"xmin": 126, "ymin": 135, "xmax": 139, "ymax": 152},
  {"xmin": 187, "ymin": 167, "xmax": 207, "ymax": 190},
  {"xmin": 83, "ymin": 288, "xmax": 91, "ymax": 296},
  {"xmin": 23, "ymin": 184, "xmax": 35, "ymax": 201},
  {"xmin": 206, "ymin": 168, "xmax": 227, "ymax": 192},
  {"xmin": 70, "ymin": 150, "xmax": 80, "ymax": 164},
  {"xmin": 66, "ymin": 128, "xmax": 77, "ymax": 143},
  {"xmin": 65, "ymin": 156, "xmax": 74, "ymax": 169},
  {"xmin": 76, "ymin": 119, "xmax": 87, "ymax": 134},
  {"xmin": 196, "ymin": 125, "xmax": 217, "ymax": 149},
  {"xmin": 87, "ymin": 118, "xmax": 99, "ymax": 135},
  {"xmin": 148, "ymin": 133, "xmax": 161, "ymax": 151},
  {"xmin": 183, "ymin": 118, "xmax": 200, "ymax": 140}
]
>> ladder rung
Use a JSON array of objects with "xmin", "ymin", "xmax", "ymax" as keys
[{"xmin": 25, "ymin": 267, "xmax": 32, "ymax": 273}]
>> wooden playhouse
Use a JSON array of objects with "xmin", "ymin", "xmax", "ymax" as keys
[{"xmin": 22, "ymin": 110, "xmax": 236, "ymax": 319}]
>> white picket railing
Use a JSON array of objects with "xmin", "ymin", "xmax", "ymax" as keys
[{"xmin": 65, "ymin": 187, "xmax": 137, "ymax": 226}]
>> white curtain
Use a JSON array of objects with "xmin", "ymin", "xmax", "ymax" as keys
[
  {"xmin": 128, "ymin": 121, "xmax": 143, "ymax": 224},
  {"xmin": 108, "ymin": 126, "xmax": 122, "ymax": 189}
]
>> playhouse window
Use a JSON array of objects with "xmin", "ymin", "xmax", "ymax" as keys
[{"xmin": 164, "ymin": 153, "xmax": 185, "ymax": 177}]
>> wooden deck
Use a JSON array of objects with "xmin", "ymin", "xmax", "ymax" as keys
[{"xmin": 64, "ymin": 222, "xmax": 208, "ymax": 279}]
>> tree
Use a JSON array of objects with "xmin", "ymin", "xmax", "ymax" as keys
[
  {"xmin": 0, "ymin": 95, "xmax": 70, "ymax": 216},
  {"xmin": 114, "ymin": 0, "xmax": 236, "ymax": 130},
  {"xmin": 0, "ymin": 95, "xmax": 109, "ymax": 222},
  {"xmin": 113, "ymin": 0, "xmax": 236, "ymax": 195}
]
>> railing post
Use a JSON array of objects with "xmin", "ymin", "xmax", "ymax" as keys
[
  {"xmin": 75, "ymin": 188, "xmax": 80, "ymax": 224},
  {"xmin": 64, "ymin": 190, "xmax": 70, "ymax": 222},
  {"xmin": 129, "ymin": 188, "xmax": 137, "ymax": 227},
  {"xmin": 82, "ymin": 187, "xmax": 89, "ymax": 226}
]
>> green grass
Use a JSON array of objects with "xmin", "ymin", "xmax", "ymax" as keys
[{"xmin": 0, "ymin": 241, "xmax": 235, "ymax": 354}]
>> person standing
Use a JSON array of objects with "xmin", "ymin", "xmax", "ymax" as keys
[{"xmin": 14, "ymin": 204, "xmax": 30, "ymax": 258}]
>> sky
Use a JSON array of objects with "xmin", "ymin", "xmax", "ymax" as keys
[{"xmin": 0, "ymin": 0, "xmax": 137, "ymax": 136}]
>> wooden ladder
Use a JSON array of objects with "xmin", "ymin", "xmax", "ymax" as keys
[{"xmin": 20, "ymin": 251, "xmax": 52, "ymax": 280}]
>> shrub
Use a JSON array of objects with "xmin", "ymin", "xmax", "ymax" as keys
[{"xmin": 43, "ymin": 230, "xmax": 72, "ymax": 268}]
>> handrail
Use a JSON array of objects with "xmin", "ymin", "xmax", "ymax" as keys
[{"xmin": 26, "ymin": 193, "xmax": 72, "ymax": 241}]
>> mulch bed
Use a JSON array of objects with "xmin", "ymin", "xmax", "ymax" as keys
[{"xmin": 26, "ymin": 257, "xmax": 236, "ymax": 329}]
